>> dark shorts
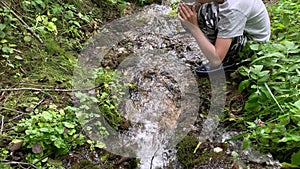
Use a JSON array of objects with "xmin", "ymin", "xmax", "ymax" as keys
[{"xmin": 197, "ymin": 3, "xmax": 248, "ymax": 64}]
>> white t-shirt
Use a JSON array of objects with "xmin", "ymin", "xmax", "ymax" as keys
[{"xmin": 217, "ymin": 0, "xmax": 271, "ymax": 42}]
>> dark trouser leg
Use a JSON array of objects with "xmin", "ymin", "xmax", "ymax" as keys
[{"xmin": 223, "ymin": 35, "xmax": 248, "ymax": 65}]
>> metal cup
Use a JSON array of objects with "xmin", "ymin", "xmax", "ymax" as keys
[{"xmin": 181, "ymin": 0, "xmax": 196, "ymax": 7}]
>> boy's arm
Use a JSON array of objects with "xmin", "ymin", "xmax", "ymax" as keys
[{"xmin": 178, "ymin": 3, "xmax": 232, "ymax": 66}]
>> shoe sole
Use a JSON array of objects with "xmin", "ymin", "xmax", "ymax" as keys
[{"xmin": 195, "ymin": 64, "xmax": 236, "ymax": 77}]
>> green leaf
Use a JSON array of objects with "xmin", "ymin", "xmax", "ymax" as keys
[
  {"xmin": 282, "ymin": 162, "xmax": 299, "ymax": 168},
  {"xmin": 291, "ymin": 150, "xmax": 300, "ymax": 166},
  {"xmin": 41, "ymin": 111, "xmax": 52, "ymax": 121},
  {"xmin": 251, "ymin": 65, "xmax": 264, "ymax": 74},
  {"xmin": 0, "ymin": 39, "xmax": 8, "ymax": 43},
  {"xmin": 294, "ymin": 100, "xmax": 300, "ymax": 109},
  {"xmin": 36, "ymin": 0, "xmax": 46, "ymax": 9},
  {"xmin": 272, "ymin": 43, "xmax": 286, "ymax": 51},
  {"xmin": 42, "ymin": 157, "xmax": 48, "ymax": 163},
  {"xmin": 248, "ymin": 92, "xmax": 259, "ymax": 102},
  {"xmin": 257, "ymin": 73, "xmax": 270, "ymax": 84},
  {"xmin": 238, "ymin": 79, "xmax": 250, "ymax": 93},
  {"xmin": 39, "ymin": 128, "xmax": 49, "ymax": 132},
  {"xmin": 238, "ymin": 67, "xmax": 249, "ymax": 76},
  {"xmin": 0, "ymin": 24, "xmax": 6, "ymax": 31},
  {"xmin": 242, "ymin": 137, "xmax": 251, "ymax": 150},
  {"xmin": 14, "ymin": 55, "xmax": 23, "ymax": 60},
  {"xmin": 250, "ymin": 44, "xmax": 259, "ymax": 51},
  {"xmin": 257, "ymin": 70, "xmax": 270, "ymax": 77},
  {"xmin": 9, "ymin": 44, "xmax": 17, "ymax": 47},
  {"xmin": 87, "ymin": 140, "xmax": 93, "ymax": 145},
  {"xmin": 278, "ymin": 115, "xmax": 290, "ymax": 126},
  {"xmin": 8, "ymin": 63, "xmax": 15, "ymax": 68},
  {"xmin": 251, "ymin": 52, "xmax": 285, "ymax": 64},
  {"xmin": 283, "ymin": 40, "xmax": 296, "ymax": 49},
  {"xmin": 245, "ymin": 101, "xmax": 261, "ymax": 112},
  {"xmin": 0, "ymin": 31, "xmax": 5, "ymax": 38},
  {"xmin": 54, "ymin": 139, "xmax": 63, "ymax": 148},
  {"xmin": 246, "ymin": 122, "xmax": 257, "ymax": 129},
  {"xmin": 110, "ymin": 0, "xmax": 118, "ymax": 4},
  {"xmin": 47, "ymin": 22, "xmax": 57, "ymax": 32},
  {"xmin": 2, "ymin": 54, "xmax": 9, "ymax": 58},
  {"xmin": 68, "ymin": 129, "xmax": 76, "ymax": 135},
  {"xmin": 278, "ymin": 136, "xmax": 300, "ymax": 143},
  {"xmin": 63, "ymin": 122, "xmax": 75, "ymax": 128},
  {"xmin": 2, "ymin": 46, "xmax": 14, "ymax": 54},
  {"xmin": 24, "ymin": 36, "xmax": 32, "ymax": 42},
  {"xmin": 281, "ymin": 13, "xmax": 290, "ymax": 25},
  {"xmin": 292, "ymin": 115, "xmax": 300, "ymax": 125},
  {"xmin": 231, "ymin": 151, "xmax": 240, "ymax": 159},
  {"xmin": 258, "ymin": 86, "xmax": 271, "ymax": 99},
  {"xmin": 55, "ymin": 126, "xmax": 64, "ymax": 134},
  {"xmin": 95, "ymin": 141, "xmax": 106, "ymax": 149},
  {"xmin": 72, "ymin": 21, "xmax": 81, "ymax": 27}
]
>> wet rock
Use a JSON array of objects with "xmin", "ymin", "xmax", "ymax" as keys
[
  {"xmin": 69, "ymin": 160, "xmax": 101, "ymax": 169},
  {"xmin": 176, "ymin": 136, "xmax": 236, "ymax": 169},
  {"xmin": 75, "ymin": 4, "xmax": 201, "ymax": 168}
]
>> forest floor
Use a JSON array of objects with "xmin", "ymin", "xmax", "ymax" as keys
[{"xmin": 0, "ymin": 0, "xmax": 282, "ymax": 169}]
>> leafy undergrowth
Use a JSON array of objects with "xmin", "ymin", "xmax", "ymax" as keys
[
  {"xmin": 0, "ymin": 0, "xmax": 157, "ymax": 168},
  {"xmin": 226, "ymin": 0, "xmax": 300, "ymax": 167},
  {"xmin": 1, "ymin": 0, "xmax": 299, "ymax": 168}
]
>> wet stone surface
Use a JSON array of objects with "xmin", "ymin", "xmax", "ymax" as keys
[{"xmin": 73, "ymin": 4, "xmax": 203, "ymax": 169}]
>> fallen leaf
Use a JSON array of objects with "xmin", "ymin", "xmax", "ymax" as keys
[
  {"xmin": 32, "ymin": 143, "xmax": 43, "ymax": 154},
  {"xmin": 8, "ymin": 140, "xmax": 23, "ymax": 152}
]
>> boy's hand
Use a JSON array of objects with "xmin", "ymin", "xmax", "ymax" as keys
[{"xmin": 178, "ymin": 3, "xmax": 198, "ymax": 26}]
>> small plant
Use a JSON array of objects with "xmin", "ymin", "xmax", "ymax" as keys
[
  {"xmin": 74, "ymin": 67, "xmax": 131, "ymax": 151},
  {"xmin": 13, "ymin": 104, "xmax": 84, "ymax": 165},
  {"xmin": 75, "ymin": 67, "xmax": 129, "ymax": 133},
  {"xmin": 235, "ymin": 0, "xmax": 300, "ymax": 166},
  {"xmin": 95, "ymin": 67, "xmax": 128, "ymax": 129},
  {"xmin": 0, "ymin": 7, "xmax": 22, "ymax": 71}
]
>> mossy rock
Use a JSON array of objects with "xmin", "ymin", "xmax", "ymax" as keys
[
  {"xmin": 176, "ymin": 135, "xmax": 200, "ymax": 168},
  {"xmin": 70, "ymin": 160, "xmax": 101, "ymax": 169},
  {"xmin": 176, "ymin": 136, "xmax": 234, "ymax": 169}
]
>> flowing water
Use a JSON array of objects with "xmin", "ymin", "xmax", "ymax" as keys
[
  {"xmin": 73, "ymin": 5, "xmax": 204, "ymax": 168},
  {"xmin": 116, "ymin": 50, "xmax": 200, "ymax": 168},
  {"xmin": 72, "ymin": 4, "xmax": 281, "ymax": 169}
]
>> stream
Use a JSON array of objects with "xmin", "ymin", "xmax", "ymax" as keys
[{"xmin": 72, "ymin": 3, "xmax": 282, "ymax": 169}]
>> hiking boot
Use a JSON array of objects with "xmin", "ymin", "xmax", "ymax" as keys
[{"xmin": 195, "ymin": 61, "xmax": 236, "ymax": 77}]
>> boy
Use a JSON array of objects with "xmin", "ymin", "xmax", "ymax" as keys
[{"xmin": 178, "ymin": 0, "xmax": 271, "ymax": 77}]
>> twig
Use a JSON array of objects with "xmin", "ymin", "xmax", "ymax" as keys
[
  {"xmin": 0, "ymin": 84, "xmax": 102, "ymax": 92},
  {"xmin": 33, "ymin": 98, "xmax": 45, "ymax": 111},
  {"xmin": 18, "ymin": 83, "xmax": 54, "ymax": 88},
  {"xmin": 0, "ymin": 107, "xmax": 24, "ymax": 114},
  {"xmin": 0, "ymin": 107, "xmax": 25, "ymax": 122},
  {"xmin": 0, "ymin": 115, "xmax": 4, "ymax": 135},
  {"xmin": 7, "ymin": 113, "xmax": 24, "ymax": 122},
  {"xmin": 12, "ymin": 48, "xmax": 23, "ymax": 54},
  {"xmin": 150, "ymin": 147, "xmax": 160, "ymax": 169},
  {"xmin": 0, "ymin": 1, "xmax": 44, "ymax": 44},
  {"xmin": 0, "ymin": 160, "xmax": 38, "ymax": 169}
]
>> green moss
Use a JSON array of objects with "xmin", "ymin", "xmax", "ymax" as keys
[
  {"xmin": 45, "ymin": 38, "xmax": 64, "ymax": 56},
  {"xmin": 70, "ymin": 160, "xmax": 101, "ymax": 169},
  {"xmin": 176, "ymin": 136, "xmax": 199, "ymax": 168},
  {"xmin": 176, "ymin": 136, "xmax": 233, "ymax": 168}
]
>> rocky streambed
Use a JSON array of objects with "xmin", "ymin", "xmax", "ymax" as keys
[{"xmin": 68, "ymin": 4, "xmax": 282, "ymax": 169}]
